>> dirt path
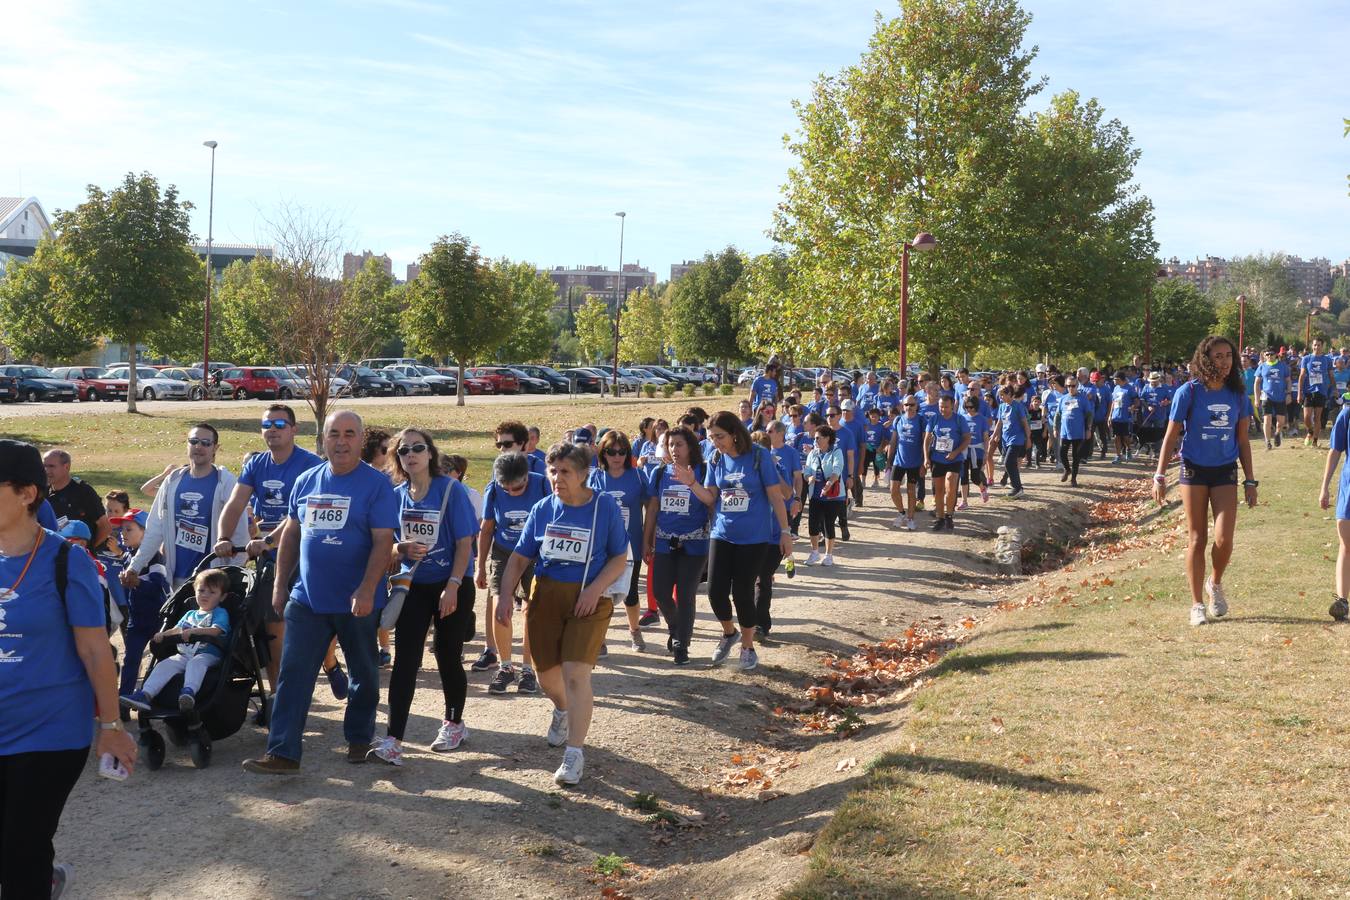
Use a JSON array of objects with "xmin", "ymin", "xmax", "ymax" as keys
[{"xmin": 59, "ymin": 459, "xmax": 1132, "ymax": 899}]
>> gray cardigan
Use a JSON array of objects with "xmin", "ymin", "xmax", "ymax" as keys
[{"xmin": 131, "ymin": 465, "xmax": 248, "ymax": 588}]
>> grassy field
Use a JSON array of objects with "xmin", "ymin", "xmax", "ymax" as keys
[
  {"xmin": 786, "ymin": 444, "xmax": 1350, "ymax": 898},
  {"xmin": 9, "ymin": 396, "xmax": 712, "ymax": 504}
]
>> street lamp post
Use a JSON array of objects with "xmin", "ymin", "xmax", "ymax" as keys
[
  {"xmin": 612, "ymin": 211, "xmax": 626, "ymax": 399},
  {"xmin": 1237, "ymin": 293, "xmax": 1247, "ymax": 354},
  {"xmin": 898, "ymin": 231, "xmax": 937, "ymax": 380},
  {"xmin": 201, "ymin": 140, "xmax": 218, "ymax": 397}
]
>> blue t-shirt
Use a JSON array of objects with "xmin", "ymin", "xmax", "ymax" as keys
[
  {"xmin": 514, "ymin": 491, "xmax": 628, "ymax": 583},
  {"xmin": 1331, "ymin": 408, "xmax": 1350, "ymax": 519},
  {"xmin": 287, "ymin": 462, "xmax": 401, "ymax": 613},
  {"xmin": 482, "ymin": 471, "xmax": 551, "ymax": 551},
  {"xmin": 528, "ymin": 448, "xmax": 546, "ymax": 469},
  {"xmin": 397, "ymin": 476, "xmax": 479, "ymax": 584},
  {"xmin": 1042, "ymin": 389, "xmax": 1063, "ymax": 421},
  {"xmin": 919, "ymin": 399, "xmax": 941, "ymax": 430},
  {"xmin": 0, "ymin": 532, "xmax": 106, "ymax": 754},
  {"xmin": 832, "ymin": 425, "xmax": 857, "ymax": 474},
  {"xmin": 1242, "ymin": 366, "xmax": 1258, "ymax": 397},
  {"xmin": 841, "ymin": 416, "xmax": 866, "ymax": 469},
  {"xmin": 1336, "ymin": 368, "xmax": 1350, "ymax": 405},
  {"xmin": 998, "ymin": 400, "xmax": 1028, "ymax": 447},
  {"xmin": 961, "ymin": 411, "xmax": 990, "ymax": 458},
  {"xmin": 862, "ymin": 421, "xmax": 889, "ymax": 450},
  {"xmin": 587, "ymin": 466, "xmax": 648, "ymax": 554},
  {"xmin": 1303, "ymin": 354, "xmax": 1334, "ymax": 397},
  {"xmin": 649, "ymin": 463, "xmax": 711, "ymax": 555},
  {"xmin": 1090, "ymin": 385, "xmax": 1111, "ymax": 421},
  {"xmin": 875, "ymin": 392, "xmax": 900, "ymax": 416},
  {"xmin": 172, "ymin": 471, "xmax": 220, "ymax": 582},
  {"xmin": 772, "ymin": 443, "xmax": 803, "ymax": 488},
  {"xmin": 239, "ymin": 446, "xmax": 323, "ymax": 533},
  {"xmin": 704, "ymin": 445, "xmax": 782, "ymax": 545},
  {"xmin": 38, "ymin": 500, "xmax": 58, "ymax": 531},
  {"xmin": 1057, "ymin": 392, "xmax": 1092, "ymax": 440},
  {"xmin": 750, "ymin": 375, "xmax": 779, "ymax": 410},
  {"xmin": 1169, "ymin": 380, "xmax": 1253, "ymax": 467},
  {"xmin": 174, "ymin": 606, "xmax": 232, "ymax": 660},
  {"xmin": 890, "ymin": 414, "xmax": 927, "ymax": 469},
  {"xmin": 1257, "ymin": 362, "xmax": 1289, "ymax": 402},
  {"xmin": 1140, "ymin": 384, "xmax": 1174, "ymax": 427},
  {"xmin": 927, "ymin": 413, "xmax": 969, "ymax": 465},
  {"xmin": 1110, "ymin": 385, "xmax": 1137, "ymax": 423}
]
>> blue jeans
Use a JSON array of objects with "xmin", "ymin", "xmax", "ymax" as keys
[{"xmin": 267, "ymin": 600, "xmax": 379, "ymax": 762}]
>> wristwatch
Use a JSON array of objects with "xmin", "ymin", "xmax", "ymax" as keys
[
  {"xmin": 99, "ymin": 719, "xmax": 124, "ymax": 732},
  {"xmin": 1243, "ymin": 479, "xmax": 1259, "ymax": 487}
]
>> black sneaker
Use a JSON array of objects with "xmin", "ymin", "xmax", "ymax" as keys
[
  {"xmin": 930, "ymin": 516, "xmax": 944, "ymax": 531},
  {"xmin": 517, "ymin": 666, "xmax": 539, "ymax": 693},
  {"xmin": 488, "ymin": 665, "xmax": 516, "ymax": 694},
  {"xmin": 1275, "ymin": 432, "xmax": 1282, "ymax": 447},
  {"xmin": 470, "ymin": 648, "xmax": 498, "ymax": 672},
  {"xmin": 638, "ymin": 609, "xmax": 660, "ymax": 627},
  {"xmin": 944, "ymin": 516, "xmax": 955, "ymax": 531},
  {"xmin": 673, "ymin": 641, "xmax": 690, "ymax": 665},
  {"xmin": 1331, "ymin": 597, "xmax": 1349, "ymax": 621},
  {"xmin": 667, "ymin": 635, "xmax": 675, "ymax": 654}
]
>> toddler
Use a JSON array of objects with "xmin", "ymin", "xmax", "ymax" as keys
[{"xmin": 120, "ymin": 569, "xmax": 230, "ymax": 713}]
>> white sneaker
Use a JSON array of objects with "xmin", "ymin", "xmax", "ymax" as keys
[
  {"xmin": 1190, "ymin": 603, "xmax": 1207, "ymax": 627},
  {"xmin": 554, "ymin": 746, "xmax": 585, "ymax": 786},
  {"xmin": 1205, "ymin": 579, "xmax": 1229, "ymax": 618},
  {"xmin": 430, "ymin": 720, "xmax": 467, "ymax": 752},
  {"xmin": 804, "ymin": 550, "xmax": 822, "ymax": 566},
  {"xmin": 711, "ymin": 631, "xmax": 739, "ymax": 665},
  {"xmin": 546, "ymin": 708, "xmax": 569, "ymax": 747},
  {"xmin": 740, "ymin": 647, "xmax": 758, "ymax": 671},
  {"xmin": 906, "ymin": 517, "xmax": 917, "ymax": 531},
  {"xmin": 367, "ymin": 735, "xmax": 403, "ymax": 766},
  {"xmin": 890, "ymin": 514, "xmax": 906, "ymax": 529},
  {"xmin": 822, "ymin": 554, "xmax": 834, "ymax": 567}
]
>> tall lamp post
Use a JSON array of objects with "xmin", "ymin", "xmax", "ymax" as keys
[
  {"xmin": 1237, "ymin": 293, "xmax": 1247, "ymax": 354},
  {"xmin": 898, "ymin": 231, "xmax": 937, "ymax": 379},
  {"xmin": 201, "ymin": 140, "xmax": 218, "ymax": 397},
  {"xmin": 611, "ymin": 211, "xmax": 626, "ymax": 399}
]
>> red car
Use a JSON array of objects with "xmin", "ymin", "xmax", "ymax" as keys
[
  {"xmin": 465, "ymin": 367, "xmax": 519, "ymax": 395},
  {"xmin": 50, "ymin": 366, "xmax": 130, "ymax": 402},
  {"xmin": 435, "ymin": 368, "xmax": 497, "ymax": 395},
  {"xmin": 219, "ymin": 366, "xmax": 280, "ymax": 400}
]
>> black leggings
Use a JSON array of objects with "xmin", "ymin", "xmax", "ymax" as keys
[
  {"xmin": 1059, "ymin": 436, "xmax": 1085, "ymax": 479},
  {"xmin": 387, "ymin": 577, "xmax": 474, "ymax": 738},
  {"xmin": 1030, "ymin": 428, "xmax": 1048, "ymax": 463},
  {"xmin": 651, "ymin": 549, "xmax": 706, "ymax": 647},
  {"xmin": 707, "ymin": 539, "xmax": 769, "ymax": 629},
  {"xmin": 0, "ymin": 745, "xmax": 89, "ymax": 898},
  {"xmin": 621, "ymin": 552, "xmax": 643, "ymax": 608},
  {"xmin": 755, "ymin": 546, "xmax": 784, "ymax": 632},
  {"xmin": 808, "ymin": 495, "xmax": 845, "ymax": 540}
]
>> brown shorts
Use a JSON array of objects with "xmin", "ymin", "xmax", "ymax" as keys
[
  {"xmin": 488, "ymin": 542, "xmax": 535, "ymax": 600},
  {"xmin": 526, "ymin": 575, "xmax": 613, "ymax": 671}
]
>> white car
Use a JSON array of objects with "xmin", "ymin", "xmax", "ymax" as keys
[
  {"xmin": 285, "ymin": 365, "xmax": 349, "ymax": 398},
  {"xmin": 382, "ymin": 364, "xmax": 455, "ymax": 396},
  {"xmin": 102, "ymin": 365, "xmax": 191, "ymax": 401}
]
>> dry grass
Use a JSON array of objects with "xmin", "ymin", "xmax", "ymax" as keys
[{"xmin": 786, "ymin": 445, "xmax": 1350, "ymax": 898}]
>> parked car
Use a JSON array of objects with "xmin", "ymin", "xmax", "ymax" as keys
[
  {"xmin": 382, "ymin": 364, "xmax": 452, "ymax": 395},
  {"xmin": 189, "ymin": 361, "xmax": 235, "ymax": 373},
  {"xmin": 434, "ymin": 368, "xmax": 494, "ymax": 395},
  {"xmin": 101, "ymin": 365, "xmax": 191, "ymax": 401},
  {"xmin": 0, "ymin": 371, "xmax": 19, "ymax": 403},
  {"xmin": 634, "ymin": 365, "xmax": 692, "ymax": 387},
  {"xmin": 559, "ymin": 368, "xmax": 608, "ymax": 393},
  {"xmin": 510, "ymin": 364, "xmax": 571, "ymax": 393},
  {"xmin": 465, "ymin": 367, "xmax": 520, "ymax": 394},
  {"xmin": 0, "ymin": 366, "xmax": 78, "ymax": 403},
  {"xmin": 669, "ymin": 365, "xmax": 716, "ymax": 384},
  {"xmin": 157, "ymin": 366, "xmax": 233, "ymax": 400},
  {"xmin": 384, "ymin": 370, "xmax": 432, "ymax": 397},
  {"xmin": 503, "ymin": 368, "xmax": 552, "ymax": 394},
  {"xmin": 359, "ymin": 357, "xmax": 420, "ymax": 370},
  {"xmin": 333, "ymin": 364, "xmax": 395, "ymax": 398},
  {"xmin": 218, "ymin": 367, "xmax": 281, "ymax": 400},
  {"xmin": 589, "ymin": 366, "xmax": 642, "ymax": 393},
  {"xmin": 286, "ymin": 365, "xmax": 349, "ymax": 398},
  {"xmin": 50, "ymin": 366, "xmax": 130, "ymax": 402},
  {"xmin": 621, "ymin": 366, "xmax": 670, "ymax": 388}
]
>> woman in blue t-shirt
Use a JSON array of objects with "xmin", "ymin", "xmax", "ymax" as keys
[
  {"xmin": 1154, "ymin": 336, "xmax": 1257, "ymax": 627},
  {"xmin": 1319, "ymin": 406, "xmax": 1350, "ymax": 620},
  {"xmin": 368, "ymin": 429, "xmax": 480, "ymax": 767},
  {"xmin": 496, "ymin": 443, "xmax": 628, "ymax": 787},
  {"xmin": 587, "ymin": 430, "xmax": 650, "ymax": 652},
  {"xmin": 0, "ymin": 439, "xmax": 137, "ymax": 897},
  {"xmin": 702, "ymin": 411, "xmax": 793, "ymax": 672},
  {"xmin": 642, "ymin": 426, "xmax": 712, "ymax": 665},
  {"xmin": 1053, "ymin": 377, "xmax": 1092, "ymax": 486}
]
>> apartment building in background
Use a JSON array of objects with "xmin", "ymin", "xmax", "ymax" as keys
[
  {"xmin": 1159, "ymin": 254, "xmax": 1337, "ymax": 301},
  {"xmin": 343, "ymin": 250, "xmax": 392, "ymax": 281},
  {"xmin": 670, "ymin": 259, "xmax": 698, "ymax": 282},
  {"xmin": 541, "ymin": 263, "xmax": 657, "ymax": 311}
]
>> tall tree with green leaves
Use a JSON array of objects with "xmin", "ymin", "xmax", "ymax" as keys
[
  {"xmin": 402, "ymin": 233, "xmax": 507, "ymax": 406},
  {"xmin": 574, "ymin": 296, "xmax": 614, "ymax": 365},
  {"xmin": 1149, "ymin": 280, "xmax": 1217, "ymax": 360},
  {"xmin": 1212, "ymin": 293, "xmax": 1266, "ymax": 352},
  {"xmin": 336, "ymin": 256, "xmax": 402, "ymax": 361},
  {"xmin": 668, "ymin": 247, "xmax": 746, "ymax": 368},
  {"xmin": 53, "ymin": 172, "xmax": 198, "ymax": 410},
  {"xmin": 493, "ymin": 260, "xmax": 557, "ymax": 362},
  {"xmin": 0, "ymin": 241, "xmax": 96, "ymax": 362},
  {"xmin": 213, "ymin": 257, "xmax": 283, "ymax": 364},
  {"xmin": 618, "ymin": 287, "xmax": 666, "ymax": 363},
  {"xmin": 1219, "ymin": 254, "xmax": 1302, "ymax": 334}
]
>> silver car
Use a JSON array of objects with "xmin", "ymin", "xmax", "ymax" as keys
[{"xmin": 102, "ymin": 366, "xmax": 191, "ymax": 401}]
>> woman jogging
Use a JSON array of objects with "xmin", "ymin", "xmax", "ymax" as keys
[
  {"xmin": 1153, "ymin": 336, "xmax": 1257, "ymax": 626},
  {"xmin": 642, "ymin": 426, "xmax": 712, "ymax": 664},
  {"xmin": 368, "ymin": 429, "xmax": 479, "ymax": 765}
]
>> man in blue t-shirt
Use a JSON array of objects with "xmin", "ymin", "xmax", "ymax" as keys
[
  {"xmin": 1298, "ymin": 337, "xmax": 1334, "ymax": 447},
  {"xmin": 1108, "ymin": 371, "xmax": 1139, "ymax": 463},
  {"xmin": 839, "ymin": 400, "xmax": 868, "ymax": 507},
  {"xmin": 1254, "ymin": 349, "xmax": 1290, "ymax": 450},
  {"xmin": 749, "ymin": 362, "xmax": 782, "ymax": 412},
  {"xmin": 244, "ymin": 410, "xmax": 400, "ymax": 775}
]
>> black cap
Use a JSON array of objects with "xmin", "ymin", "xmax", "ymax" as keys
[{"xmin": 0, "ymin": 440, "xmax": 46, "ymax": 489}]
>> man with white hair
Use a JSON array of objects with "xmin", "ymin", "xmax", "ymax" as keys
[{"xmin": 243, "ymin": 410, "xmax": 399, "ymax": 775}]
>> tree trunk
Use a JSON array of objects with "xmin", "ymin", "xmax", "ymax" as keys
[
  {"xmin": 457, "ymin": 362, "xmax": 466, "ymax": 407},
  {"xmin": 126, "ymin": 339, "xmax": 139, "ymax": 413}
]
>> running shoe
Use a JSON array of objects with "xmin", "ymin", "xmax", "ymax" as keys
[
  {"xmin": 1113, "ymin": 455, "xmax": 1122, "ymax": 464},
  {"xmin": 944, "ymin": 515, "xmax": 955, "ymax": 531},
  {"xmin": 1061, "ymin": 471, "xmax": 1069, "ymax": 482},
  {"xmin": 120, "ymin": 690, "xmax": 151, "ymax": 712},
  {"xmin": 554, "ymin": 746, "xmax": 585, "ymax": 786},
  {"xmin": 822, "ymin": 554, "xmax": 835, "ymax": 566},
  {"xmin": 740, "ymin": 648, "xmax": 759, "ymax": 671},
  {"xmin": 326, "ymin": 664, "xmax": 350, "ymax": 701},
  {"xmin": 711, "ymin": 632, "xmax": 739, "ymax": 665},
  {"xmin": 891, "ymin": 514, "xmax": 906, "ymax": 529},
  {"xmin": 1190, "ymin": 603, "xmax": 1207, "ymax": 626},
  {"xmin": 488, "ymin": 665, "xmax": 516, "ymax": 694},
  {"xmin": 1265, "ymin": 441, "xmax": 1273, "ymax": 451},
  {"xmin": 517, "ymin": 666, "xmax": 540, "ymax": 693},
  {"xmin": 980, "ymin": 486, "xmax": 989, "ymax": 503},
  {"xmin": 1330, "ymin": 596, "xmax": 1348, "ymax": 621},
  {"xmin": 1275, "ymin": 432, "xmax": 1282, "ymax": 447},
  {"xmin": 804, "ymin": 550, "xmax": 822, "ymax": 566},
  {"xmin": 1008, "ymin": 488, "xmax": 1025, "ymax": 499},
  {"xmin": 378, "ymin": 649, "xmax": 392, "ymax": 668},
  {"xmin": 470, "ymin": 648, "xmax": 498, "ymax": 671},
  {"xmin": 52, "ymin": 864, "xmax": 72, "ymax": 900},
  {"xmin": 916, "ymin": 500, "xmax": 925, "ymax": 511},
  {"xmin": 673, "ymin": 641, "xmax": 690, "ymax": 665},
  {"xmin": 785, "ymin": 558, "xmax": 795, "ymax": 579},
  {"xmin": 906, "ymin": 517, "xmax": 917, "ymax": 531},
  {"xmin": 430, "ymin": 720, "xmax": 468, "ymax": 752},
  {"xmin": 638, "ymin": 609, "xmax": 660, "ymax": 627},
  {"xmin": 178, "ymin": 687, "xmax": 196, "ymax": 712},
  {"xmin": 547, "ymin": 708, "xmax": 569, "ymax": 747},
  {"xmin": 1204, "ymin": 579, "xmax": 1229, "ymax": 618},
  {"xmin": 367, "ymin": 736, "xmax": 403, "ymax": 766},
  {"xmin": 930, "ymin": 516, "xmax": 944, "ymax": 531},
  {"xmin": 629, "ymin": 629, "xmax": 646, "ymax": 652},
  {"xmin": 956, "ymin": 501, "xmax": 969, "ymax": 511}
]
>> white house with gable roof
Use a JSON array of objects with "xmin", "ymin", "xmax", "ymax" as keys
[{"xmin": 0, "ymin": 196, "xmax": 53, "ymax": 276}]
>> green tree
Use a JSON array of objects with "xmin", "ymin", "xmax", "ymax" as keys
[
  {"xmin": 213, "ymin": 257, "xmax": 283, "ymax": 364},
  {"xmin": 1213, "ymin": 293, "xmax": 1266, "ymax": 352},
  {"xmin": 493, "ymin": 260, "xmax": 557, "ymax": 362},
  {"xmin": 738, "ymin": 250, "xmax": 797, "ymax": 360},
  {"xmin": 574, "ymin": 296, "xmax": 614, "ymax": 364},
  {"xmin": 1219, "ymin": 254, "xmax": 1301, "ymax": 333},
  {"xmin": 668, "ymin": 247, "xmax": 746, "ymax": 367},
  {"xmin": 0, "ymin": 241, "xmax": 96, "ymax": 362},
  {"xmin": 1149, "ymin": 280, "xmax": 1216, "ymax": 360},
  {"xmin": 336, "ymin": 256, "xmax": 401, "ymax": 361},
  {"xmin": 550, "ymin": 312, "xmax": 582, "ymax": 364},
  {"xmin": 53, "ymin": 172, "xmax": 198, "ymax": 410},
  {"xmin": 402, "ymin": 233, "xmax": 506, "ymax": 406},
  {"xmin": 618, "ymin": 287, "xmax": 666, "ymax": 363}
]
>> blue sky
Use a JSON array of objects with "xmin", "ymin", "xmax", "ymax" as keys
[{"xmin": 5, "ymin": 0, "xmax": 1348, "ymax": 280}]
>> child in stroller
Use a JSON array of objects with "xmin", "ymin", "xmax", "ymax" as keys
[{"xmin": 120, "ymin": 569, "xmax": 231, "ymax": 713}]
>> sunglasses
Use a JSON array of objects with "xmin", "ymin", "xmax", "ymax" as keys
[
  {"xmin": 396, "ymin": 443, "xmax": 429, "ymax": 456},
  {"xmin": 186, "ymin": 438, "xmax": 214, "ymax": 447},
  {"xmin": 494, "ymin": 439, "xmax": 518, "ymax": 449},
  {"xmin": 260, "ymin": 419, "xmax": 292, "ymax": 430},
  {"xmin": 604, "ymin": 448, "xmax": 628, "ymax": 457}
]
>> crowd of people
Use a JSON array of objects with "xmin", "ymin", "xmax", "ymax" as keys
[{"xmin": 10, "ymin": 334, "xmax": 1350, "ymax": 897}]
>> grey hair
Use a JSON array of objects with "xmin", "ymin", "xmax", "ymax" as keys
[
  {"xmin": 323, "ymin": 409, "xmax": 363, "ymax": 432},
  {"xmin": 545, "ymin": 442, "xmax": 591, "ymax": 474},
  {"xmin": 493, "ymin": 450, "xmax": 530, "ymax": 486}
]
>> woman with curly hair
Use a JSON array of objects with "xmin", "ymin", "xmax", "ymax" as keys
[{"xmin": 1153, "ymin": 336, "xmax": 1257, "ymax": 626}]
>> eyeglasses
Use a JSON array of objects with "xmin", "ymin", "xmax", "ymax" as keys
[
  {"xmin": 494, "ymin": 440, "xmax": 518, "ymax": 449},
  {"xmin": 260, "ymin": 419, "xmax": 292, "ymax": 430},
  {"xmin": 396, "ymin": 443, "xmax": 428, "ymax": 456},
  {"xmin": 186, "ymin": 438, "xmax": 214, "ymax": 447},
  {"xmin": 604, "ymin": 448, "xmax": 628, "ymax": 457},
  {"xmin": 903, "ymin": 404, "xmax": 918, "ymax": 408}
]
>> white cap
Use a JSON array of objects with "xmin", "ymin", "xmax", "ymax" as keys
[
  {"xmin": 1035, "ymin": 363, "xmax": 1048, "ymax": 373},
  {"xmin": 840, "ymin": 399, "xmax": 855, "ymax": 410}
]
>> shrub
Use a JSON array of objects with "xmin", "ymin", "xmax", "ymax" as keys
[
  {"xmin": 661, "ymin": 383, "xmax": 676, "ymax": 398},
  {"xmin": 643, "ymin": 383, "xmax": 656, "ymax": 398},
  {"xmin": 719, "ymin": 384, "xmax": 734, "ymax": 396},
  {"xmin": 703, "ymin": 383, "xmax": 714, "ymax": 396},
  {"xmin": 683, "ymin": 384, "xmax": 696, "ymax": 397}
]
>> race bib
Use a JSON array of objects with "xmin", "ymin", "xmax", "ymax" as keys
[
  {"xmin": 1029, "ymin": 420, "xmax": 1043, "ymax": 431},
  {"xmin": 542, "ymin": 524, "xmax": 591, "ymax": 563},
  {"xmin": 661, "ymin": 488, "xmax": 691, "ymax": 515},
  {"xmin": 722, "ymin": 488, "xmax": 750, "ymax": 514},
  {"xmin": 1311, "ymin": 372, "xmax": 1324, "ymax": 386},
  {"xmin": 175, "ymin": 521, "xmax": 208, "ymax": 553},
  {"xmin": 935, "ymin": 436, "xmax": 954, "ymax": 454},
  {"xmin": 304, "ymin": 495, "xmax": 350, "ymax": 531},
  {"xmin": 401, "ymin": 508, "xmax": 441, "ymax": 546}
]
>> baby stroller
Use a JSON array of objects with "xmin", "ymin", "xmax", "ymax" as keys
[{"xmin": 132, "ymin": 557, "xmax": 269, "ymax": 770}]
